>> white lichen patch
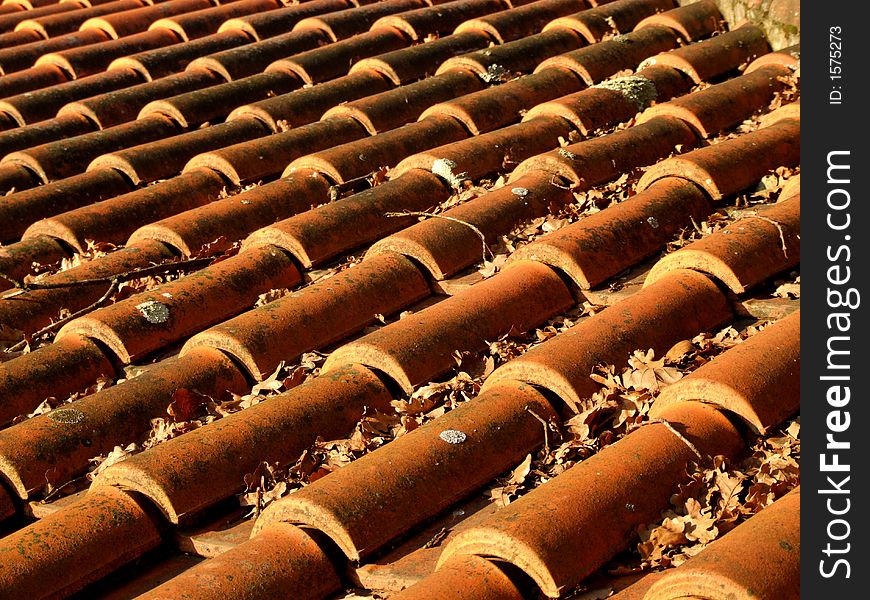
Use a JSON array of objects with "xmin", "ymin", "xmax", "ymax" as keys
[
  {"xmin": 431, "ymin": 158, "xmax": 468, "ymax": 189},
  {"xmin": 595, "ymin": 75, "xmax": 658, "ymax": 111},
  {"xmin": 48, "ymin": 408, "xmax": 86, "ymax": 424},
  {"xmin": 137, "ymin": 301, "xmax": 170, "ymax": 324},
  {"xmin": 647, "ymin": 216, "xmax": 660, "ymax": 229},
  {"xmin": 511, "ymin": 187, "xmax": 529, "ymax": 197},
  {"xmin": 439, "ymin": 429, "xmax": 467, "ymax": 444}
]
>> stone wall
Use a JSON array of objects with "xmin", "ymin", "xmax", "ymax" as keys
[{"xmin": 679, "ymin": 0, "xmax": 800, "ymax": 50}]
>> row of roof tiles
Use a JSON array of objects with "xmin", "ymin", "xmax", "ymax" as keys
[{"xmin": 0, "ymin": 0, "xmax": 799, "ymax": 597}]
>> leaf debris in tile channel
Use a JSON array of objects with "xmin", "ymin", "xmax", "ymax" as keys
[{"xmin": 0, "ymin": 0, "xmax": 800, "ymax": 598}]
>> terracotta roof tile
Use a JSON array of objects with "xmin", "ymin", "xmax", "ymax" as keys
[
  {"xmin": 440, "ymin": 28, "xmax": 585, "ymax": 77},
  {"xmin": 0, "ymin": 168, "xmax": 133, "ymax": 239},
  {"xmin": 139, "ymin": 69, "xmax": 302, "ymax": 127},
  {"xmin": 643, "ymin": 487, "xmax": 800, "ymax": 600},
  {"xmin": 631, "ymin": 0, "xmax": 723, "ymax": 42},
  {"xmin": 58, "ymin": 68, "xmax": 224, "ymax": 128},
  {"xmin": 483, "ymin": 269, "xmax": 733, "ymax": 410},
  {"xmin": 543, "ymin": 0, "xmax": 676, "ymax": 43},
  {"xmin": 0, "ymin": 334, "xmax": 115, "ymax": 426},
  {"xmin": 435, "ymin": 401, "xmax": 745, "ymax": 597},
  {"xmin": 645, "ymin": 194, "xmax": 800, "ymax": 294},
  {"xmin": 638, "ymin": 64, "xmax": 791, "ymax": 138},
  {"xmin": 242, "ymin": 168, "xmax": 451, "ymax": 267},
  {"xmin": 292, "ymin": 0, "xmax": 428, "ymax": 42},
  {"xmin": 255, "ymin": 378, "xmax": 559, "ymax": 558},
  {"xmin": 22, "ymin": 166, "xmax": 223, "ymax": 252},
  {"xmin": 0, "ymin": 159, "xmax": 36, "ymax": 192},
  {"xmin": 56, "ymin": 244, "xmax": 300, "ymax": 362},
  {"xmin": 637, "ymin": 116, "xmax": 800, "ymax": 200},
  {"xmin": 230, "ymin": 68, "xmax": 393, "ymax": 130},
  {"xmin": 218, "ymin": 0, "xmax": 355, "ymax": 41},
  {"xmin": 4, "ymin": 112, "xmax": 178, "ymax": 181},
  {"xmin": 322, "ymin": 261, "xmax": 574, "ymax": 392},
  {"xmin": 94, "ymin": 363, "xmax": 393, "ymax": 521},
  {"xmin": 141, "ymin": 523, "xmax": 342, "ymax": 599},
  {"xmin": 651, "ymin": 310, "xmax": 799, "ymax": 434},
  {"xmin": 0, "ymin": 110, "xmax": 86, "ymax": 156},
  {"xmin": 0, "ymin": 28, "xmax": 43, "ymax": 51},
  {"xmin": 109, "ymin": 28, "xmax": 251, "ymax": 79},
  {"xmin": 376, "ymin": 0, "xmax": 510, "ymax": 41},
  {"xmin": 0, "ymin": 63, "xmax": 69, "ymax": 97},
  {"xmin": 184, "ymin": 117, "xmax": 367, "ymax": 185},
  {"xmin": 367, "ymin": 170, "xmax": 575, "ymax": 279},
  {"xmin": 0, "ymin": 487, "xmax": 162, "ymax": 598},
  {"xmin": 324, "ymin": 68, "xmax": 484, "ymax": 133},
  {"xmin": 0, "ymin": 234, "xmax": 68, "ymax": 290},
  {"xmin": 395, "ymin": 112, "xmax": 575, "ymax": 182},
  {"xmin": 523, "ymin": 64, "xmax": 692, "ymax": 134},
  {"xmin": 420, "ymin": 67, "xmax": 584, "ymax": 134},
  {"xmin": 89, "ymin": 116, "xmax": 268, "ymax": 183},
  {"xmin": 0, "ymin": 346, "xmax": 248, "ymax": 497},
  {"xmin": 38, "ymin": 27, "xmax": 181, "ymax": 77},
  {"xmin": 392, "ymin": 554, "xmax": 526, "ymax": 600},
  {"xmin": 746, "ymin": 41, "xmax": 799, "ymax": 73},
  {"xmin": 457, "ymin": 0, "xmax": 589, "ymax": 43},
  {"xmin": 642, "ymin": 22, "xmax": 769, "ymax": 83},
  {"xmin": 267, "ymin": 27, "xmax": 411, "ymax": 84},
  {"xmin": 15, "ymin": 0, "xmax": 146, "ymax": 38},
  {"xmin": 149, "ymin": 0, "xmax": 281, "ymax": 42},
  {"xmin": 80, "ymin": 0, "xmax": 215, "ymax": 39},
  {"xmin": 512, "ymin": 115, "xmax": 698, "ymax": 187},
  {"xmin": 0, "ymin": 1, "xmax": 801, "ymax": 595},
  {"xmin": 186, "ymin": 252, "xmax": 430, "ymax": 378},
  {"xmin": 186, "ymin": 28, "xmax": 330, "ymax": 80},
  {"xmin": 507, "ymin": 177, "xmax": 712, "ymax": 289},
  {"xmin": 0, "ymin": 239, "xmax": 176, "ymax": 335},
  {"xmin": 0, "ymin": 2, "xmax": 78, "ymax": 32},
  {"xmin": 350, "ymin": 28, "xmax": 492, "ymax": 84},
  {"xmin": 0, "ymin": 67, "xmax": 146, "ymax": 125},
  {"xmin": 536, "ymin": 25, "xmax": 680, "ymax": 83},
  {"xmin": 0, "ymin": 28, "xmax": 111, "ymax": 75},
  {"xmin": 288, "ymin": 114, "xmax": 469, "ymax": 183}
]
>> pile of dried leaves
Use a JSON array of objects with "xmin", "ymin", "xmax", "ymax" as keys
[
  {"xmin": 482, "ymin": 320, "xmax": 782, "ymax": 517},
  {"xmin": 634, "ymin": 417, "xmax": 800, "ymax": 569}
]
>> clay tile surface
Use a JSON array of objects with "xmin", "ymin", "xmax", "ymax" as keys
[
  {"xmin": 141, "ymin": 523, "xmax": 342, "ymax": 600},
  {"xmin": 0, "ymin": 2, "xmax": 801, "ymax": 597},
  {"xmin": 254, "ymin": 379, "xmax": 559, "ymax": 559},
  {"xmin": 93, "ymin": 363, "xmax": 393, "ymax": 522},
  {"xmin": 644, "ymin": 195, "xmax": 800, "ymax": 294},
  {"xmin": 148, "ymin": 0, "xmax": 281, "ymax": 42},
  {"xmin": 436, "ymin": 402, "xmax": 745, "ymax": 597},
  {"xmin": 184, "ymin": 252, "xmax": 431, "ymax": 380},
  {"xmin": 483, "ymin": 269, "xmax": 733, "ymax": 410},
  {"xmin": 375, "ymin": 0, "xmax": 510, "ymax": 41},
  {"xmin": 651, "ymin": 310, "xmax": 799, "ymax": 433},
  {"xmin": 218, "ymin": 0, "xmax": 355, "ymax": 41},
  {"xmin": 644, "ymin": 487, "xmax": 800, "ymax": 600},
  {"xmin": 321, "ymin": 261, "xmax": 574, "ymax": 393},
  {"xmin": 637, "ymin": 118, "xmax": 800, "ymax": 200},
  {"xmin": 544, "ymin": 0, "xmax": 677, "ymax": 43}
]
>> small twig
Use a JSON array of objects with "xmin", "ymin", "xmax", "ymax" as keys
[
  {"xmin": 2, "ymin": 256, "xmax": 214, "ymax": 296},
  {"xmin": 423, "ymin": 527, "xmax": 449, "ymax": 549},
  {"xmin": 6, "ymin": 279, "xmax": 119, "ymax": 352},
  {"xmin": 647, "ymin": 418, "xmax": 702, "ymax": 459},
  {"xmin": 385, "ymin": 211, "xmax": 493, "ymax": 261},
  {"xmin": 753, "ymin": 215, "xmax": 789, "ymax": 258},
  {"xmin": 526, "ymin": 407, "xmax": 551, "ymax": 456},
  {"xmin": 689, "ymin": 216, "xmax": 703, "ymax": 235}
]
